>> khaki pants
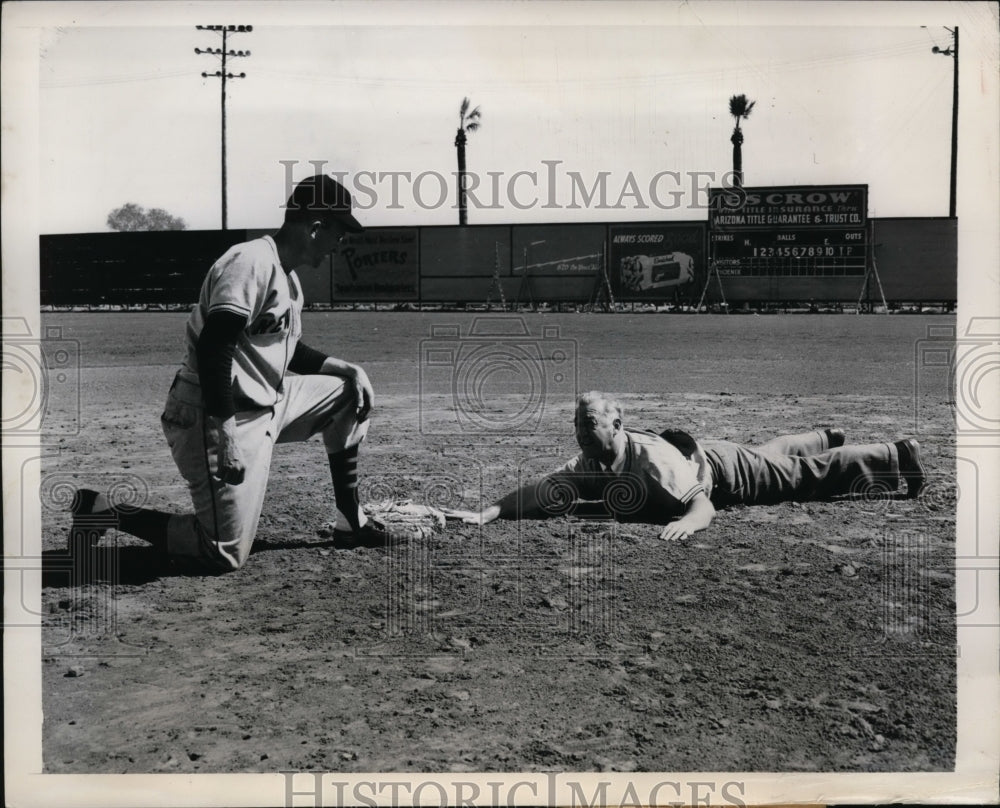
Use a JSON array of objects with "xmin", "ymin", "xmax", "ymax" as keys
[
  {"xmin": 702, "ymin": 430, "xmax": 900, "ymax": 507},
  {"xmin": 160, "ymin": 374, "xmax": 369, "ymax": 572}
]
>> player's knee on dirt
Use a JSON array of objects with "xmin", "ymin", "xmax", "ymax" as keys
[{"xmin": 166, "ymin": 513, "xmax": 253, "ymax": 574}]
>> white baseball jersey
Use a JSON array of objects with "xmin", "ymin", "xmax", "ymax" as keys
[
  {"xmin": 177, "ymin": 236, "xmax": 303, "ymax": 409},
  {"xmin": 551, "ymin": 430, "xmax": 709, "ymax": 516}
]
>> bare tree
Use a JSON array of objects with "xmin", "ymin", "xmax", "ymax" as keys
[{"xmin": 454, "ymin": 97, "xmax": 481, "ymax": 226}]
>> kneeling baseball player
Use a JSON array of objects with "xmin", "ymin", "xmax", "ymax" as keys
[
  {"xmin": 443, "ymin": 391, "xmax": 927, "ymax": 539},
  {"xmin": 69, "ymin": 174, "xmax": 404, "ymax": 573}
]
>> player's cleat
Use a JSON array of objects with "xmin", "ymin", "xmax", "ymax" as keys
[
  {"xmin": 825, "ymin": 428, "xmax": 846, "ymax": 448},
  {"xmin": 67, "ymin": 488, "xmax": 117, "ymax": 555},
  {"xmin": 331, "ymin": 518, "xmax": 407, "ymax": 549},
  {"xmin": 895, "ymin": 438, "xmax": 926, "ymax": 499}
]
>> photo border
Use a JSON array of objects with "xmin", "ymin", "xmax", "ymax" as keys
[{"xmin": 3, "ymin": 1, "xmax": 997, "ymax": 805}]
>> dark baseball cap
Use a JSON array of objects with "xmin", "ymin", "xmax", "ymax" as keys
[{"xmin": 285, "ymin": 174, "xmax": 364, "ymax": 232}]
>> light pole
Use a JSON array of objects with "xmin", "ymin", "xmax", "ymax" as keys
[
  {"xmin": 928, "ymin": 26, "xmax": 958, "ymax": 218},
  {"xmin": 195, "ymin": 24, "xmax": 252, "ymax": 229}
]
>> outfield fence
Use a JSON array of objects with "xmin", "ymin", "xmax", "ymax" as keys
[{"xmin": 39, "ymin": 217, "xmax": 956, "ymax": 310}]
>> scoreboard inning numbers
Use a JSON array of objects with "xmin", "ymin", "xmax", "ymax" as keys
[{"xmin": 708, "ymin": 185, "xmax": 868, "ymax": 277}]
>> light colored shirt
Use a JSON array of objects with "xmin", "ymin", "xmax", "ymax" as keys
[
  {"xmin": 178, "ymin": 236, "xmax": 303, "ymax": 408},
  {"xmin": 551, "ymin": 429, "xmax": 709, "ymax": 517}
]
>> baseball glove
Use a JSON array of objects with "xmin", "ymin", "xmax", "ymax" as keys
[{"xmin": 342, "ymin": 498, "xmax": 447, "ymax": 540}]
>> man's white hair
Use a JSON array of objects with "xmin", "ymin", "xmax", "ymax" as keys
[{"xmin": 576, "ymin": 391, "xmax": 623, "ymax": 423}]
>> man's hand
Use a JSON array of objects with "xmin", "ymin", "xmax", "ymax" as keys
[
  {"xmin": 659, "ymin": 492, "xmax": 715, "ymax": 541},
  {"xmin": 659, "ymin": 521, "xmax": 693, "ymax": 542},
  {"xmin": 213, "ymin": 415, "xmax": 246, "ymax": 485},
  {"xmin": 317, "ymin": 357, "xmax": 375, "ymax": 420},
  {"xmin": 346, "ymin": 363, "xmax": 374, "ymax": 421},
  {"xmin": 441, "ymin": 506, "xmax": 499, "ymax": 526}
]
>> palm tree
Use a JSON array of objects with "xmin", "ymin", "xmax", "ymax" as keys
[
  {"xmin": 728, "ymin": 93, "xmax": 756, "ymax": 188},
  {"xmin": 455, "ymin": 97, "xmax": 481, "ymax": 225}
]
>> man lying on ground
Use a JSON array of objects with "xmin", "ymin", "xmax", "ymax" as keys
[{"xmin": 442, "ymin": 390, "xmax": 926, "ymax": 540}]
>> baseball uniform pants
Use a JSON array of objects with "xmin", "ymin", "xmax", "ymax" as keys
[
  {"xmin": 702, "ymin": 429, "xmax": 900, "ymax": 508},
  {"xmin": 160, "ymin": 374, "xmax": 369, "ymax": 572}
]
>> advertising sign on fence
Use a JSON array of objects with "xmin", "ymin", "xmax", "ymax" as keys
[
  {"xmin": 608, "ymin": 223, "xmax": 706, "ymax": 302},
  {"xmin": 709, "ymin": 185, "xmax": 868, "ymax": 277},
  {"xmin": 511, "ymin": 225, "xmax": 605, "ymax": 276},
  {"xmin": 333, "ymin": 227, "xmax": 419, "ymax": 301}
]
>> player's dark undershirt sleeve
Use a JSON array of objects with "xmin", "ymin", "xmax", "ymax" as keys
[
  {"xmin": 288, "ymin": 341, "xmax": 327, "ymax": 375},
  {"xmin": 196, "ymin": 310, "xmax": 247, "ymax": 419}
]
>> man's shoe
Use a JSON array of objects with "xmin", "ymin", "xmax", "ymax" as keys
[
  {"xmin": 895, "ymin": 439, "xmax": 926, "ymax": 499},
  {"xmin": 825, "ymin": 427, "xmax": 846, "ymax": 448},
  {"xmin": 331, "ymin": 519, "xmax": 407, "ymax": 549},
  {"xmin": 68, "ymin": 488, "xmax": 117, "ymax": 554}
]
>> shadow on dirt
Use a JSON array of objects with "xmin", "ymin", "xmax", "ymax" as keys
[
  {"xmin": 40, "ymin": 537, "xmax": 394, "ymax": 588},
  {"xmin": 251, "ymin": 536, "xmax": 399, "ymax": 552},
  {"xmin": 250, "ymin": 538, "xmax": 338, "ymax": 553},
  {"xmin": 42, "ymin": 547, "xmax": 185, "ymax": 587}
]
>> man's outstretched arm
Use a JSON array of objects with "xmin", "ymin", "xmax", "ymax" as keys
[
  {"xmin": 443, "ymin": 478, "xmax": 554, "ymax": 525},
  {"xmin": 445, "ymin": 474, "xmax": 716, "ymax": 538}
]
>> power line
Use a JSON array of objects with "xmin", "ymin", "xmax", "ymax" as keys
[
  {"xmin": 41, "ymin": 69, "xmax": 191, "ymax": 89},
  {"xmin": 195, "ymin": 24, "xmax": 252, "ymax": 230}
]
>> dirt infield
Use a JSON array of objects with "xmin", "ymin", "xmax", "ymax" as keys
[{"xmin": 39, "ymin": 312, "xmax": 956, "ymax": 772}]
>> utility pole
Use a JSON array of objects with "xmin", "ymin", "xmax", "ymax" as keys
[
  {"xmin": 195, "ymin": 24, "xmax": 252, "ymax": 230},
  {"xmin": 930, "ymin": 26, "xmax": 958, "ymax": 218}
]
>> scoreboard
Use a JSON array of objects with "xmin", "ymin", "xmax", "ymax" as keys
[{"xmin": 708, "ymin": 185, "xmax": 868, "ymax": 276}]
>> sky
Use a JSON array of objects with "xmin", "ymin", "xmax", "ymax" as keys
[{"xmin": 22, "ymin": 3, "xmax": 988, "ymax": 232}]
